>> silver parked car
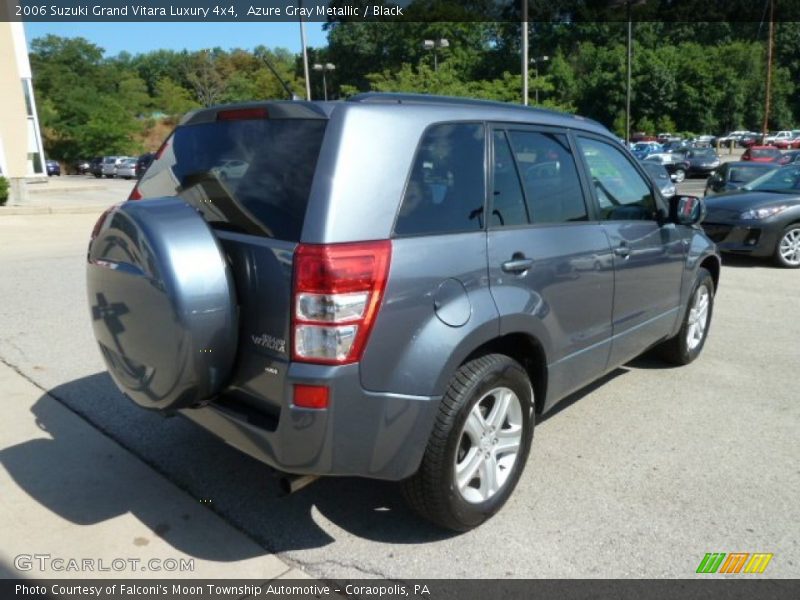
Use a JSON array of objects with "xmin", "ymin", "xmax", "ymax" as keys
[
  {"xmin": 101, "ymin": 156, "xmax": 124, "ymax": 178},
  {"xmin": 87, "ymin": 94, "xmax": 720, "ymax": 530},
  {"xmin": 114, "ymin": 157, "xmax": 138, "ymax": 179}
]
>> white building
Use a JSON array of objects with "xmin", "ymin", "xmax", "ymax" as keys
[{"xmin": 0, "ymin": 21, "xmax": 46, "ymax": 184}]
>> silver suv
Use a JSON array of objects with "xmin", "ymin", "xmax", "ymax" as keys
[{"xmin": 87, "ymin": 94, "xmax": 720, "ymax": 530}]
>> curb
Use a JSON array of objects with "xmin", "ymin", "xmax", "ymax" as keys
[
  {"xmin": 27, "ymin": 185, "xmax": 116, "ymax": 194},
  {"xmin": 0, "ymin": 205, "xmax": 108, "ymax": 216}
]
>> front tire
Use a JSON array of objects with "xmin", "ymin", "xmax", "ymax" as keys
[
  {"xmin": 657, "ymin": 268, "xmax": 715, "ymax": 365},
  {"xmin": 673, "ymin": 168, "xmax": 686, "ymax": 183},
  {"xmin": 402, "ymin": 354, "xmax": 534, "ymax": 531},
  {"xmin": 774, "ymin": 225, "xmax": 800, "ymax": 268}
]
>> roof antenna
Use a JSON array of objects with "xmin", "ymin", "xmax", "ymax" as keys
[{"xmin": 257, "ymin": 51, "xmax": 302, "ymax": 101}]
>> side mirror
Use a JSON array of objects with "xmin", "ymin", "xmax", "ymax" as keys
[{"xmin": 669, "ymin": 195, "xmax": 706, "ymax": 225}]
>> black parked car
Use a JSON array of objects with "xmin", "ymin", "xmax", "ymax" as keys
[
  {"xmin": 642, "ymin": 153, "xmax": 691, "ymax": 183},
  {"xmin": 704, "ymin": 161, "xmax": 778, "ymax": 197},
  {"xmin": 640, "ymin": 161, "xmax": 676, "ymax": 198},
  {"xmin": 673, "ymin": 147, "xmax": 721, "ymax": 178},
  {"xmin": 135, "ymin": 152, "xmax": 154, "ymax": 179},
  {"xmin": 703, "ymin": 165, "xmax": 800, "ymax": 267},
  {"xmin": 74, "ymin": 160, "xmax": 90, "ymax": 175},
  {"xmin": 661, "ymin": 140, "xmax": 689, "ymax": 153},
  {"xmin": 45, "ymin": 160, "xmax": 61, "ymax": 176},
  {"xmin": 89, "ymin": 157, "xmax": 103, "ymax": 178}
]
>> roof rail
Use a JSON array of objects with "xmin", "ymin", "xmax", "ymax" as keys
[{"xmin": 348, "ymin": 92, "xmax": 558, "ymax": 112}]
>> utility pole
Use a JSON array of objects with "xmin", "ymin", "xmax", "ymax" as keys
[
  {"xmin": 625, "ymin": 1, "xmax": 632, "ymax": 144},
  {"xmin": 762, "ymin": 0, "xmax": 774, "ymax": 135},
  {"xmin": 299, "ymin": 1, "xmax": 311, "ymax": 100},
  {"xmin": 522, "ymin": 0, "xmax": 529, "ymax": 105}
]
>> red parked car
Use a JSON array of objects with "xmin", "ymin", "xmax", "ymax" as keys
[{"xmin": 741, "ymin": 146, "xmax": 782, "ymax": 162}]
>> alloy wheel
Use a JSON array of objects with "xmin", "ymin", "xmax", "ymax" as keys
[
  {"xmin": 686, "ymin": 285, "xmax": 711, "ymax": 350},
  {"xmin": 778, "ymin": 228, "xmax": 800, "ymax": 267},
  {"xmin": 454, "ymin": 387, "xmax": 523, "ymax": 504}
]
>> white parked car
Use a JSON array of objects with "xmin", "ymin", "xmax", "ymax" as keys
[{"xmin": 764, "ymin": 130, "xmax": 794, "ymax": 145}]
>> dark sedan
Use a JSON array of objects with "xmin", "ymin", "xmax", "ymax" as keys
[
  {"xmin": 89, "ymin": 157, "xmax": 103, "ymax": 178},
  {"xmin": 135, "ymin": 152, "xmax": 154, "ymax": 179},
  {"xmin": 640, "ymin": 161, "xmax": 676, "ymax": 198},
  {"xmin": 702, "ymin": 165, "xmax": 800, "ymax": 267},
  {"xmin": 674, "ymin": 148, "xmax": 721, "ymax": 177},
  {"xmin": 704, "ymin": 161, "xmax": 777, "ymax": 197},
  {"xmin": 45, "ymin": 160, "xmax": 61, "ymax": 176}
]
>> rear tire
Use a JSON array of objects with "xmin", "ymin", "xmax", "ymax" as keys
[
  {"xmin": 402, "ymin": 354, "xmax": 534, "ymax": 531},
  {"xmin": 673, "ymin": 168, "xmax": 686, "ymax": 183},
  {"xmin": 774, "ymin": 225, "xmax": 800, "ymax": 268},
  {"xmin": 657, "ymin": 268, "xmax": 714, "ymax": 365}
]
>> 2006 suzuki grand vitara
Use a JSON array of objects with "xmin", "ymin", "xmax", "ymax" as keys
[{"xmin": 87, "ymin": 93, "xmax": 720, "ymax": 530}]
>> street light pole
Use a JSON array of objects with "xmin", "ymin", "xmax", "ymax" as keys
[
  {"xmin": 522, "ymin": 0, "xmax": 529, "ymax": 105},
  {"xmin": 298, "ymin": 1, "xmax": 311, "ymax": 101},
  {"xmin": 422, "ymin": 39, "xmax": 449, "ymax": 72},
  {"xmin": 313, "ymin": 63, "xmax": 336, "ymax": 101},
  {"xmin": 530, "ymin": 55, "xmax": 549, "ymax": 104},
  {"xmin": 625, "ymin": 1, "xmax": 632, "ymax": 143},
  {"xmin": 763, "ymin": 0, "xmax": 774, "ymax": 135}
]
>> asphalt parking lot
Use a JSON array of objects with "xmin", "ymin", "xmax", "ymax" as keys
[{"xmin": 0, "ymin": 192, "xmax": 797, "ymax": 579}]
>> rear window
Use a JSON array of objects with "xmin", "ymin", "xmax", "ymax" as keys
[
  {"xmin": 137, "ymin": 118, "xmax": 327, "ymax": 241},
  {"xmin": 729, "ymin": 166, "xmax": 772, "ymax": 183},
  {"xmin": 751, "ymin": 148, "xmax": 780, "ymax": 158}
]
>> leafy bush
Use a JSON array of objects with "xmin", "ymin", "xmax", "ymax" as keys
[{"xmin": 0, "ymin": 176, "xmax": 9, "ymax": 206}]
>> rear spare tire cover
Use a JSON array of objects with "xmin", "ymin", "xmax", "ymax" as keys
[{"xmin": 87, "ymin": 198, "xmax": 237, "ymax": 411}]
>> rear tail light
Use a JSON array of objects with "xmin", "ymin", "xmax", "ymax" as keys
[
  {"xmin": 292, "ymin": 241, "xmax": 391, "ymax": 364},
  {"xmin": 153, "ymin": 136, "xmax": 171, "ymax": 160},
  {"xmin": 127, "ymin": 184, "xmax": 142, "ymax": 201}
]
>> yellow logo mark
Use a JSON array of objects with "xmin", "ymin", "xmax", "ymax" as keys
[{"xmin": 743, "ymin": 553, "xmax": 773, "ymax": 574}]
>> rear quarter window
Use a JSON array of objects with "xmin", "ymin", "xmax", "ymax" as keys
[{"xmin": 394, "ymin": 123, "xmax": 486, "ymax": 236}]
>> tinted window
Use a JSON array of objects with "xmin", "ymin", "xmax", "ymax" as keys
[
  {"xmin": 138, "ymin": 118, "xmax": 327, "ymax": 241},
  {"xmin": 729, "ymin": 165, "xmax": 773, "ymax": 183},
  {"xmin": 395, "ymin": 123, "xmax": 486, "ymax": 236},
  {"xmin": 641, "ymin": 161, "xmax": 670, "ymax": 181},
  {"xmin": 578, "ymin": 137, "xmax": 657, "ymax": 221},
  {"xmin": 751, "ymin": 148, "xmax": 780, "ymax": 158},
  {"xmin": 508, "ymin": 130, "xmax": 588, "ymax": 223},
  {"xmin": 745, "ymin": 165, "xmax": 800, "ymax": 192},
  {"xmin": 490, "ymin": 130, "xmax": 528, "ymax": 227}
]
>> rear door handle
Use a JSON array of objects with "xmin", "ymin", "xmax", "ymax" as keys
[
  {"xmin": 501, "ymin": 257, "xmax": 534, "ymax": 273},
  {"xmin": 613, "ymin": 243, "xmax": 631, "ymax": 258}
]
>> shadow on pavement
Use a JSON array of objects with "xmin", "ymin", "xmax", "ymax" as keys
[
  {"xmin": 720, "ymin": 254, "xmax": 771, "ymax": 269},
  {"xmin": 539, "ymin": 367, "xmax": 629, "ymax": 424},
  {"xmin": 0, "ymin": 373, "xmax": 454, "ymax": 563},
  {"xmin": 4, "ymin": 358, "xmax": 671, "ymax": 560}
]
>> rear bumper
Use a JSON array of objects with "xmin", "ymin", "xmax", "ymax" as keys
[{"xmin": 180, "ymin": 363, "xmax": 441, "ymax": 481}]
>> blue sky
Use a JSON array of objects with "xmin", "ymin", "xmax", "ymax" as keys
[{"xmin": 24, "ymin": 22, "xmax": 329, "ymax": 56}]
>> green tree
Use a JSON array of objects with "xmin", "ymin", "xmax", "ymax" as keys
[{"xmin": 154, "ymin": 77, "xmax": 199, "ymax": 120}]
